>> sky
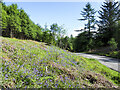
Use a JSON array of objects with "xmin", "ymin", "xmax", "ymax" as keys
[{"xmin": 3, "ymin": 0, "xmax": 119, "ymax": 37}]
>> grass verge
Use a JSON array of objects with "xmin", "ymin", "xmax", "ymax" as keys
[{"xmin": 1, "ymin": 37, "xmax": 120, "ymax": 88}]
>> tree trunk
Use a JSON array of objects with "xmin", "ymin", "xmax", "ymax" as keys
[
  {"xmin": 10, "ymin": 29, "xmax": 13, "ymax": 38},
  {"xmin": 60, "ymin": 39, "xmax": 62, "ymax": 48},
  {"xmin": 88, "ymin": 19, "xmax": 91, "ymax": 39}
]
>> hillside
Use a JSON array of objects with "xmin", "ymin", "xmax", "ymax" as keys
[{"xmin": 0, "ymin": 37, "xmax": 119, "ymax": 88}]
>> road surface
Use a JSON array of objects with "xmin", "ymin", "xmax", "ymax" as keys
[{"xmin": 73, "ymin": 53, "xmax": 120, "ymax": 72}]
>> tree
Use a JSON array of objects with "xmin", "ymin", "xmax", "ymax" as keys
[
  {"xmin": 19, "ymin": 9, "xmax": 30, "ymax": 39},
  {"xmin": 78, "ymin": 2, "xmax": 96, "ymax": 39},
  {"xmin": 1, "ymin": 2, "xmax": 45, "ymax": 43},
  {"xmin": 108, "ymin": 38, "xmax": 118, "ymax": 51},
  {"xmin": 74, "ymin": 31, "xmax": 94, "ymax": 52},
  {"xmin": 50, "ymin": 23, "xmax": 66, "ymax": 45},
  {"xmin": 50, "ymin": 23, "xmax": 59, "ymax": 40},
  {"xmin": 0, "ymin": 2, "xmax": 1, "ymax": 36},
  {"xmin": 56, "ymin": 25, "xmax": 66, "ymax": 48},
  {"xmin": 7, "ymin": 4, "xmax": 21, "ymax": 38},
  {"xmin": 2, "ymin": 3, "xmax": 10, "ymax": 37},
  {"xmin": 75, "ymin": 2, "xmax": 96, "ymax": 52},
  {"xmin": 1, "ymin": 8, "xmax": 8, "ymax": 37},
  {"xmin": 115, "ymin": 20, "xmax": 120, "ymax": 49},
  {"xmin": 58, "ymin": 36, "xmax": 73, "ymax": 51},
  {"xmin": 35, "ymin": 24, "xmax": 43, "ymax": 42},
  {"xmin": 97, "ymin": 0, "xmax": 120, "ymax": 45},
  {"xmin": 30, "ymin": 22, "xmax": 37, "ymax": 40},
  {"xmin": 42, "ymin": 30, "xmax": 50, "ymax": 44}
]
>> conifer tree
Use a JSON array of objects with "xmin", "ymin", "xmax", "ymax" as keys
[
  {"xmin": 7, "ymin": 4, "xmax": 21, "ymax": 38},
  {"xmin": 0, "ymin": 2, "xmax": 1, "ymax": 36},
  {"xmin": 78, "ymin": 2, "xmax": 96, "ymax": 39},
  {"xmin": 97, "ymin": 0, "xmax": 120, "ymax": 45},
  {"xmin": 19, "ymin": 9, "xmax": 29, "ymax": 39}
]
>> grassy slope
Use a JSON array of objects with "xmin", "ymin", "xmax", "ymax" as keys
[
  {"xmin": 96, "ymin": 51, "xmax": 120, "ymax": 59},
  {"xmin": 1, "ymin": 37, "xmax": 120, "ymax": 88},
  {"xmin": 85, "ymin": 49, "xmax": 120, "ymax": 59}
]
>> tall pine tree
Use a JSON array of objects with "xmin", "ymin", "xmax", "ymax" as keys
[
  {"xmin": 97, "ymin": 0, "xmax": 120, "ymax": 45},
  {"xmin": 19, "ymin": 9, "xmax": 29, "ymax": 39},
  {"xmin": 78, "ymin": 2, "xmax": 96, "ymax": 39}
]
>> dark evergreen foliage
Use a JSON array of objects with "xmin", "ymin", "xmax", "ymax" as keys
[
  {"xmin": 1, "ymin": 1, "xmax": 120, "ymax": 52},
  {"xmin": 1, "ymin": 3, "xmax": 43, "ymax": 41},
  {"xmin": 78, "ymin": 2, "xmax": 96, "ymax": 38},
  {"xmin": 74, "ymin": 1, "xmax": 120, "ymax": 52},
  {"xmin": 97, "ymin": 0, "xmax": 120, "ymax": 45}
]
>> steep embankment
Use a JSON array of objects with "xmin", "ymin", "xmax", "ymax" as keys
[
  {"xmin": 0, "ymin": 37, "xmax": 119, "ymax": 88},
  {"xmin": 73, "ymin": 53, "xmax": 120, "ymax": 72}
]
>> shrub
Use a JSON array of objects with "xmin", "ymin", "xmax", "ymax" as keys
[
  {"xmin": 108, "ymin": 38, "xmax": 118, "ymax": 51},
  {"xmin": 117, "ymin": 51, "xmax": 120, "ymax": 59}
]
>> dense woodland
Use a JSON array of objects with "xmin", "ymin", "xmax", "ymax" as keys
[{"xmin": 1, "ymin": 0, "xmax": 120, "ymax": 53}]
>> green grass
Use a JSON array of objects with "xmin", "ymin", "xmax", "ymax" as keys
[
  {"xmin": 1, "ymin": 37, "xmax": 120, "ymax": 88},
  {"xmin": 85, "ymin": 50, "xmax": 120, "ymax": 59}
]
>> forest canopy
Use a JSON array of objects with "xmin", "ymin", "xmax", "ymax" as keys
[{"xmin": 1, "ymin": 0, "xmax": 120, "ymax": 53}]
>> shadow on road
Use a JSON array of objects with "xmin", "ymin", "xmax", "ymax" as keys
[{"xmin": 98, "ymin": 58, "xmax": 120, "ymax": 63}]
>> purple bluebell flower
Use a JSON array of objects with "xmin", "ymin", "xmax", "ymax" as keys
[
  {"xmin": 17, "ymin": 65, "xmax": 20, "ymax": 67},
  {"xmin": 25, "ymin": 75, "xmax": 29, "ymax": 78},
  {"xmin": 5, "ymin": 74, "xmax": 8, "ymax": 78},
  {"xmin": 40, "ymin": 74, "xmax": 43, "ymax": 76},
  {"xmin": 5, "ymin": 78, "xmax": 8, "ymax": 80},
  {"xmin": 65, "ymin": 76, "xmax": 68, "ymax": 80},
  {"xmin": 13, "ymin": 78, "xmax": 15, "ymax": 81},
  {"xmin": 21, "ymin": 48, "xmax": 24, "ymax": 50},
  {"xmin": 6, "ymin": 65, "xmax": 9, "ymax": 67},
  {"xmin": 50, "ymin": 79, "xmax": 52, "ymax": 82},
  {"xmin": 26, "ymin": 82, "xmax": 28, "ymax": 84},
  {"xmin": 60, "ymin": 75, "xmax": 62, "ymax": 79},
  {"xmin": 37, "ymin": 82, "xmax": 41, "ymax": 85},
  {"xmin": 23, "ymin": 71, "xmax": 26, "ymax": 73},
  {"xmin": 33, "ymin": 54, "xmax": 36, "ymax": 56}
]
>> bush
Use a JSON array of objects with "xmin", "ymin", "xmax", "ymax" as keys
[
  {"xmin": 108, "ymin": 38, "xmax": 118, "ymax": 51},
  {"xmin": 73, "ymin": 31, "xmax": 95, "ymax": 52},
  {"xmin": 117, "ymin": 51, "xmax": 120, "ymax": 59}
]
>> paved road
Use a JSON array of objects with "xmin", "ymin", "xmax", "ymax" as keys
[{"xmin": 73, "ymin": 53, "xmax": 120, "ymax": 72}]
